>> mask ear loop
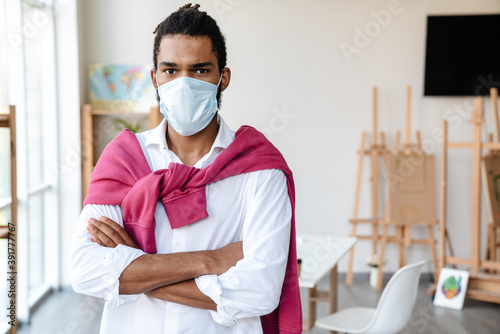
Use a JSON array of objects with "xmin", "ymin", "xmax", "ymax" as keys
[
  {"xmin": 216, "ymin": 72, "xmax": 223, "ymax": 87},
  {"xmin": 155, "ymin": 69, "xmax": 160, "ymax": 88}
]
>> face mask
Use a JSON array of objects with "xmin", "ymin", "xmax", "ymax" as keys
[{"xmin": 157, "ymin": 75, "xmax": 221, "ymax": 136}]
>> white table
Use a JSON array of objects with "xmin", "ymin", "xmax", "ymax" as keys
[{"xmin": 297, "ymin": 235, "xmax": 357, "ymax": 332}]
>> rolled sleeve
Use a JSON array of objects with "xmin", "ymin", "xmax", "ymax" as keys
[
  {"xmin": 71, "ymin": 204, "xmax": 146, "ymax": 308},
  {"xmin": 101, "ymin": 244, "xmax": 146, "ymax": 307},
  {"xmin": 195, "ymin": 170, "xmax": 292, "ymax": 325},
  {"xmin": 195, "ymin": 275, "xmax": 236, "ymax": 327}
]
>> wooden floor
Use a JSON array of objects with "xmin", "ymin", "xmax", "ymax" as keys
[{"xmin": 18, "ymin": 274, "xmax": 500, "ymax": 334}]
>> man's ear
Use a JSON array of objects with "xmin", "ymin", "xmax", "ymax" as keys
[
  {"xmin": 151, "ymin": 68, "xmax": 158, "ymax": 89},
  {"xmin": 221, "ymin": 67, "xmax": 231, "ymax": 92}
]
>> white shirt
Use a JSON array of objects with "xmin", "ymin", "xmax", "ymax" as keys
[{"xmin": 70, "ymin": 116, "xmax": 292, "ymax": 334}]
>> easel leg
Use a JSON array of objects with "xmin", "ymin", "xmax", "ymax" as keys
[
  {"xmin": 445, "ymin": 228, "xmax": 455, "ymax": 257},
  {"xmin": 471, "ymin": 98, "xmax": 482, "ymax": 274},
  {"xmin": 377, "ymin": 224, "xmax": 388, "ymax": 291},
  {"xmin": 496, "ymin": 227, "xmax": 500, "ymax": 273},
  {"xmin": 397, "ymin": 226, "xmax": 406, "ymax": 268},
  {"xmin": 346, "ymin": 223, "xmax": 356, "ymax": 286},
  {"xmin": 347, "ymin": 132, "xmax": 367, "ymax": 286},
  {"xmin": 490, "ymin": 225, "xmax": 496, "ymax": 262},
  {"xmin": 372, "ymin": 222, "xmax": 378, "ymax": 255},
  {"xmin": 485, "ymin": 225, "xmax": 494, "ymax": 273},
  {"xmin": 427, "ymin": 225, "xmax": 439, "ymax": 282},
  {"xmin": 489, "ymin": 225, "xmax": 498, "ymax": 274}
]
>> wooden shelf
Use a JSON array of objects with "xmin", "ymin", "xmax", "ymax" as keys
[
  {"xmin": 0, "ymin": 227, "xmax": 9, "ymax": 239},
  {"xmin": 1, "ymin": 106, "xmax": 17, "ymax": 333},
  {"xmin": 0, "ymin": 114, "xmax": 9, "ymax": 127},
  {"xmin": 81, "ymin": 104, "xmax": 162, "ymax": 201},
  {"xmin": 91, "ymin": 109, "xmax": 151, "ymax": 116}
]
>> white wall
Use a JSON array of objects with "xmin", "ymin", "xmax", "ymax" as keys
[{"xmin": 68, "ymin": 0, "xmax": 500, "ymax": 283}]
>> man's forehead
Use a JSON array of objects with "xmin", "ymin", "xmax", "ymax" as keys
[{"xmin": 158, "ymin": 35, "xmax": 217, "ymax": 64}]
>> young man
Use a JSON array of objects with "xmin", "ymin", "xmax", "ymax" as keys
[{"xmin": 71, "ymin": 4, "xmax": 301, "ymax": 333}]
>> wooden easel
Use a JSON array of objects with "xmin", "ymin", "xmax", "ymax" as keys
[
  {"xmin": 0, "ymin": 106, "xmax": 17, "ymax": 334},
  {"xmin": 346, "ymin": 86, "xmax": 441, "ymax": 289},
  {"xmin": 483, "ymin": 88, "xmax": 500, "ymax": 270},
  {"xmin": 441, "ymin": 95, "xmax": 500, "ymax": 304},
  {"xmin": 376, "ymin": 86, "xmax": 439, "ymax": 290},
  {"xmin": 346, "ymin": 87, "xmax": 388, "ymax": 286}
]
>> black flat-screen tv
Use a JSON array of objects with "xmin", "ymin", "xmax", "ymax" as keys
[{"xmin": 424, "ymin": 14, "xmax": 500, "ymax": 96}]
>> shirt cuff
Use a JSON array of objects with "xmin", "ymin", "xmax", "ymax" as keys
[
  {"xmin": 102, "ymin": 244, "xmax": 146, "ymax": 308},
  {"xmin": 195, "ymin": 275, "xmax": 237, "ymax": 327}
]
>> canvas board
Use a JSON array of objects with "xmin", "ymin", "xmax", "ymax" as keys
[
  {"xmin": 433, "ymin": 268, "xmax": 470, "ymax": 310},
  {"xmin": 385, "ymin": 153, "xmax": 436, "ymax": 225}
]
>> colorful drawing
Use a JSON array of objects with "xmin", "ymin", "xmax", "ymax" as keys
[
  {"xmin": 89, "ymin": 64, "xmax": 156, "ymax": 112},
  {"xmin": 434, "ymin": 268, "xmax": 469, "ymax": 310},
  {"xmin": 442, "ymin": 275, "xmax": 462, "ymax": 299}
]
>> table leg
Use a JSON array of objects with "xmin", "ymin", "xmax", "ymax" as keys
[
  {"xmin": 329, "ymin": 265, "xmax": 338, "ymax": 334},
  {"xmin": 304, "ymin": 286, "xmax": 317, "ymax": 332}
]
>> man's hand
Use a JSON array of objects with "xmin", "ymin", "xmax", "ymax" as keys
[
  {"xmin": 87, "ymin": 217, "xmax": 140, "ymax": 249},
  {"xmin": 209, "ymin": 241, "xmax": 243, "ymax": 275},
  {"xmin": 87, "ymin": 216, "xmax": 244, "ymax": 295},
  {"xmin": 87, "ymin": 216, "xmax": 243, "ymax": 275}
]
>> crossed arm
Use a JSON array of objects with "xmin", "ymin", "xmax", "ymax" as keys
[
  {"xmin": 83, "ymin": 216, "xmax": 243, "ymax": 310},
  {"xmin": 72, "ymin": 170, "xmax": 291, "ymax": 323}
]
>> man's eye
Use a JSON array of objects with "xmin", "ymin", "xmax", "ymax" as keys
[
  {"xmin": 165, "ymin": 69, "xmax": 176, "ymax": 74},
  {"xmin": 196, "ymin": 69, "xmax": 208, "ymax": 74}
]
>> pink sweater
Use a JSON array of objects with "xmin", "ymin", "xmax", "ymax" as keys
[{"xmin": 84, "ymin": 126, "xmax": 302, "ymax": 334}]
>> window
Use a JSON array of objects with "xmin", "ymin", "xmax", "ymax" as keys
[{"xmin": 1, "ymin": 0, "xmax": 60, "ymax": 324}]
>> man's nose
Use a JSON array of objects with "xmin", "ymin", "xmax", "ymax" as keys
[{"xmin": 179, "ymin": 70, "xmax": 194, "ymax": 78}]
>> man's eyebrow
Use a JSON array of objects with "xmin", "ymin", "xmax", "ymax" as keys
[
  {"xmin": 190, "ymin": 62, "xmax": 215, "ymax": 68},
  {"xmin": 158, "ymin": 62, "xmax": 178, "ymax": 67}
]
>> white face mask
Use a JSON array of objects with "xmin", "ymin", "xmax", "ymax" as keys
[{"xmin": 156, "ymin": 75, "xmax": 222, "ymax": 136}]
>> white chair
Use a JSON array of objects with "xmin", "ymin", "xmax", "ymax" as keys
[{"xmin": 315, "ymin": 260, "xmax": 427, "ymax": 334}]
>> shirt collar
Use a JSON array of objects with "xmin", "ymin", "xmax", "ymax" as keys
[
  {"xmin": 145, "ymin": 114, "xmax": 235, "ymax": 166},
  {"xmin": 145, "ymin": 117, "xmax": 169, "ymax": 149},
  {"xmin": 211, "ymin": 114, "xmax": 234, "ymax": 151}
]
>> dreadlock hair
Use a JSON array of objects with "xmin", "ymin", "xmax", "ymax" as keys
[{"xmin": 152, "ymin": 3, "xmax": 227, "ymax": 74}]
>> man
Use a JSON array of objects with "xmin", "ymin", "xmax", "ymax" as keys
[{"xmin": 71, "ymin": 4, "xmax": 301, "ymax": 333}]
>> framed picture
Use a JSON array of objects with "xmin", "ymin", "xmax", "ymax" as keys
[
  {"xmin": 433, "ymin": 268, "xmax": 470, "ymax": 310},
  {"xmin": 89, "ymin": 63, "xmax": 156, "ymax": 112}
]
